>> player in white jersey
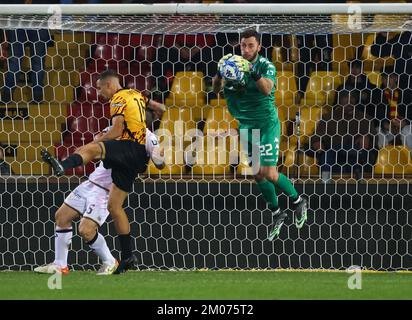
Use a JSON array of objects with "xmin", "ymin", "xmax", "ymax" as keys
[{"xmin": 34, "ymin": 128, "xmax": 164, "ymax": 275}]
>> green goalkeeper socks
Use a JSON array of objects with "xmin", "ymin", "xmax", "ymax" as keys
[
  {"xmin": 257, "ymin": 179, "xmax": 278, "ymax": 209},
  {"xmin": 274, "ymin": 173, "xmax": 299, "ymax": 201},
  {"xmin": 257, "ymin": 174, "xmax": 299, "ymax": 209}
]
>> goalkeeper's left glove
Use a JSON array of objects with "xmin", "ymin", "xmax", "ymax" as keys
[
  {"xmin": 250, "ymin": 66, "xmax": 262, "ymax": 81},
  {"xmin": 230, "ymin": 55, "xmax": 251, "ymax": 73}
]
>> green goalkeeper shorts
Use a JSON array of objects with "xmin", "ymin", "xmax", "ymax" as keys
[{"xmin": 239, "ymin": 119, "xmax": 281, "ymax": 168}]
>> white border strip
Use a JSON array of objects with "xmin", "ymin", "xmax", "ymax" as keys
[{"xmin": 0, "ymin": 3, "xmax": 411, "ymax": 16}]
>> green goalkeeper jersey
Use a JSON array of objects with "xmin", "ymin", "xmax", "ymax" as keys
[{"xmin": 223, "ymin": 54, "xmax": 278, "ymax": 128}]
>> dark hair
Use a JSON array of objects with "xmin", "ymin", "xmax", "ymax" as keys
[
  {"xmin": 240, "ymin": 29, "xmax": 260, "ymax": 44},
  {"xmin": 99, "ymin": 69, "xmax": 119, "ymax": 81}
]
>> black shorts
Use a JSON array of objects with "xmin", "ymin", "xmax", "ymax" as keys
[{"xmin": 102, "ymin": 140, "xmax": 149, "ymax": 192}]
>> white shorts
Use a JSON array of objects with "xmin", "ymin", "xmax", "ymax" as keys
[{"xmin": 64, "ymin": 181, "xmax": 110, "ymax": 226}]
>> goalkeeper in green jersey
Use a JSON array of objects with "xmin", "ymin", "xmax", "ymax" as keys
[{"xmin": 212, "ymin": 29, "xmax": 308, "ymax": 240}]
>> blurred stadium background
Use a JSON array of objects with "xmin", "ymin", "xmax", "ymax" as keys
[{"xmin": 0, "ymin": 2, "xmax": 412, "ymax": 299}]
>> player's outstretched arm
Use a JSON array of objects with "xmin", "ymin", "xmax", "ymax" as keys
[
  {"xmin": 94, "ymin": 116, "xmax": 124, "ymax": 143},
  {"xmin": 148, "ymin": 100, "xmax": 166, "ymax": 119}
]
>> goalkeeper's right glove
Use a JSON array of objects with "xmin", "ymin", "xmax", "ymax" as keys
[{"xmin": 217, "ymin": 53, "xmax": 233, "ymax": 78}]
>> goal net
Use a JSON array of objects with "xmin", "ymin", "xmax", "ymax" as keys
[{"xmin": 1, "ymin": 3, "xmax": 412, "ymax": 271}]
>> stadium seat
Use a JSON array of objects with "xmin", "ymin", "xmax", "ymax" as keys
[
  {"xmin": 209, "ymin": 97, "xmax": 227, "ymax": 108},
  {"xmin": 301, "ymin": 72, "xmax": 343, "ymax": 106},
  {"xmin": 277, "ymin": 104, "xmax": 298, "ymax": 123},
  {"xmin": 93, "ymin": 33, "xmax": 134, "ymax": 61},
  {"xmin": 191, "ymin": 140, "xmax": 233, "ymax": 175},
  {"xmin": 271, "ymin": 48, "xmax": 296, "ymax": 72},
  {"xmin": 123, "ymin": 74, "xmax": 153, "ymax": 94},
  {"xmin": 279, "ymin": 105, "xmax": 324, "ymax": 173},
  {"xmin": 157, "ymin": 107, "xmax": 198, "ymax": 148},
  {"xmin": 374, "ymin": 145, "xmax": 412, "ymax": 176},
  {"xmin": 280, "ymin": 105, "xmax": 323, "ymax": 152},
  {"xmin": 78, "ymin": 71, "xmax": 102, "ymax": 103},
  {"xmin": 130, "ymin": 34, "xmax": 159, "ymax": 62},
  {"xmin": 204, "ymin": 97, "xmax": 228, "ymax": 121},
  {"xmin": 271, "ymin": 35, "xmax": 298, "ymax": 72},
  {"xmin": 69, "ymin": 102, "xmax": 107, "ymax": 119},
  {"xmin": 282, "ymin": 149, "xmax": 319, "ymax": 178},
  {"xmin": 331, "ymin": 14, "xmax": 363, "ymax": 76},
  {"xmin": 297, "ymin": 105, "xmax": 323, "ymax": 146},
  {"xmin": 69, "ymin": 102, "xmax": 93, "ymax": 117},
  {"xmin": 274, "ymin": 71, "xmax": 297, "ymax": 106},
  {"xmin": 204, "ymin": 106, "xmax": 238, "ymax": 136},
  {"xmin": 366, "ymin": 70, "xmax": 382, "ymax": 88},
  {"xmin": 165, "ymin": 71, "xmax": 206, "ymax": 107},
  {"xmin": 147, "ymin": 146, "xmax": 187, "ymax": 176},
  {"xmin": 361, "ymin": 33, "xmax": 396, "ymax": 72},
  {"xmin": 66, "ymin": 115, "xmax": 107, "ymax": 134},
  {"xmin": 63, "ymin": 132, "xmax": 93, "ymax": 146}
]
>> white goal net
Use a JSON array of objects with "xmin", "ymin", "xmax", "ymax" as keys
[{"xmin": 0, "ymin": 3, "xmax": 411, "ymax": 271}]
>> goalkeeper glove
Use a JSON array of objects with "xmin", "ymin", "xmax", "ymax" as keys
[
  {"xmin": 217, "ymin": 53, "xmax": 233, "ymax": 78},
  {"xmin": 250, "ymin": 66, "xmax": 262, "ymax": 81},
  {"xmin": 230, "ymin": 55, "xmax": 251, "ymax": 73}
]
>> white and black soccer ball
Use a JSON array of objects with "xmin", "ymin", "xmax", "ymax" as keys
[{"xmin": 220, "ymin": 56, "xmax": 244, "ymax": 82}]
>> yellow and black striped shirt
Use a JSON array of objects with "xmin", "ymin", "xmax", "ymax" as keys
[{"xmin": 110, "ymin": 88, "xmax": 148, "ymax": 144}]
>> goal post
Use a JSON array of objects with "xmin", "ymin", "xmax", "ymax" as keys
[{"xmin": 0, "ymin": 3, "xmax": 411, "ymax": 271}]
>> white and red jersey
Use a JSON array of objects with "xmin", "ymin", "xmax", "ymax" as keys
[{"xmin": 88, "ymin": 128, "xmax": 160, "ymax": 190}]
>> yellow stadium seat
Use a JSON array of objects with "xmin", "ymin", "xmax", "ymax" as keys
[
  {"xmin": 277, "ymin": 104, "xmax": 298, "ymax": 123},
  {"xmin": 205, "ymin": 96, "xmax": 227, "ymax": 120},
  {"xmin": 331, "ymin": 13, "xmax": 363, "ymax": 76},
  {"xmin": 275, "ymin": 71, "xmax": 297, "ymax": 106},
  {"xmin": 361, "ymin": 33, "xmax": 396, "ymax": 72},
  {"xmin": 200, "ymin": 106, "xmax": 238, "ymax": 175},
  {"xmin": 277, "ymin": 105, "xmax": 296, "ymax": 156},
  {"xmin": 165, "ymin": 71, "xmax": 206, "ymax": 107},
  {"xmin": 272, "ymin": 46, "xmax": 286, "ymax": 70},
  {"xmin": 209, "ymin": 96, "xmax": 227, "ymax": 108},
  {"xmin": 147, "ymin": 146, "xmax": 187, "ymax": 176},
  {"xmin": 282, "ymin": 149, "xmax": 319, "ymax": 178},
  {"xmin": 158, "ymin": 107, "xmax": 197, "ymax": 135},
  {"xmin": 157, "ymin": 107, "xmax": 198, "ymax": 149},
  {"xmin": 366, "ymin": 71, "xmax": 382, "ymax": 88},
  {"xmin": 282, "ymin": 105, "xmax": 324, "ymax": 151},
  {"xmin": 279, "ymin": 105, "xmax": 324, "ymax": 173},
  {"xmin": 191, "ymin": 139, "xmax": 233, "ymax": 175},
  {"xmin": 271, "ymin": 35, "xmax": 298, "ymax": 72},
  {"xmin": 204, "ymin": 106, "xmax": 238, "ymax": 136},
  {"xmin": 302, "ymin": 72, "xmax": 343, "ymax": 106},
  {"xmin": 298, "ymin": 105, "xmax": 323, "ymax": 146},
  {"xmin": 374, "ymin": 145, "xmax": 412, "ymax": 175}
]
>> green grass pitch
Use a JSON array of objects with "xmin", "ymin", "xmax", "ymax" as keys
[{"xmin": 1, "ymin": 270, "xmax": 412, "ymax": 300}]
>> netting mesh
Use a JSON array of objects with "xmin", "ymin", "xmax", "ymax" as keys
[
  {"xmin": 1, "ymin": 12, "xmax": 412, "ymax": 34},
  {"xmin": 0, "ymin": 10, "xmax": 412, "ymax": 271}
]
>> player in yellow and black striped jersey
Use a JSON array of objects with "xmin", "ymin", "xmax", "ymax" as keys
[
  {"xmin": 110, "ymin": 88, "xmax": 148, "ymax": 145},
  {"xmin": 41, "ymin": 70, "xmax": 166, "ymax": 274}
]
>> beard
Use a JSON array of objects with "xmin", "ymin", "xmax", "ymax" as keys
[{"xmin": 243, "ymin": 51, "xmax": 259, "ymax": 62}]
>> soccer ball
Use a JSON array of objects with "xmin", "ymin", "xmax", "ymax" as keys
[{"xmin": 220, "ymin": 56, "xmax": 245, "ymax": 82}]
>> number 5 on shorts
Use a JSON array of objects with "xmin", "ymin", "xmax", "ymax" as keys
[{"xmin": 86, "ymin": 204, "xmax": 95, "ymax": 215}]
